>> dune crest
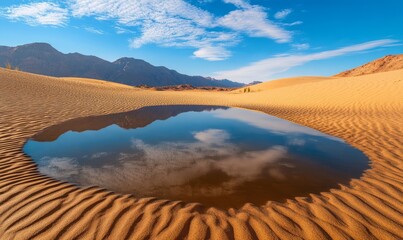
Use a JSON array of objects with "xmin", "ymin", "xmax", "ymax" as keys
[
  {"xmin": 335, "ymin": 54, "xmax": 403, "ymax": 77},
  {"xmin": 0, "ymin": 68, "xmax": 402, "ymax": 239}
]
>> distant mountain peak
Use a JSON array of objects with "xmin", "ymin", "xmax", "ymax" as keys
[
  {"xmin": 247, "ymin": 81, "xmax": 263, "ymax": 86},
  {"xmin": 114, "ymin": 57, "xmax": 135, "ymax": 62},
  {"xmin": 114, "ymin": 57, "xmax": 149, "ymax": 65},
  {"xmin": 335, "ymin": 54, "xmax": 403, "ymax": 77},
  {"xmin": 16, "ymin": 42, "xmax": 57, "ymax": 51},
  {"xmin": 23, "ymin": 42, "xmax": 52, "ymax": 47}
]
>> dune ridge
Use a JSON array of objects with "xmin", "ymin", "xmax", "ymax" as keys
[
  {"xmin": 235, "ymin": 76, "xmax": 334, "ymax": 93},
  {"xmin": 335, "ymin": 54, "xmax": 403, "ymax": 77},
  {"xmin": 0, "ymin": 68, "xmax": 402, "ymax": 239}
]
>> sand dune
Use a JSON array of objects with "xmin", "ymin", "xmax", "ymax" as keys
[
  {"xmin": 0, "ymin": 68, "xmax": 402, "ymax": 239},
  {"xmin": 235, "ymin": 76, "xmax": 334, "ymax": 93},
  {"xmin": 335, "ymin": 54, "xmax": 403, "ymax": 77}
]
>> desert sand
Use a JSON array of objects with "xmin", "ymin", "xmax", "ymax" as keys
[
  {"xmin": 335, "ymin": 54, "xmax": 403, "ymax": 77},
  {"xmin": 0, "ymin": 68, "xmax": 402, "ymax": 239}
]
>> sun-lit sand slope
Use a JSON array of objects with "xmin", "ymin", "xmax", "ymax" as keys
[
  {"xmin": 0, "ymin": 68, "xmax": 402, "ymax": 240},
  {"xmin": 235, "ymin": 76, "xmax": 334, "ymax": 93},
  {"xmin": 335, "ymin": 54, "xmax": 403, "ymax": 77}
]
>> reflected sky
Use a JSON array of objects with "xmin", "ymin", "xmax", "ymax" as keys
[{"xmin": 24, "ymin": 105, "xmax": 369, "ymax": 208}]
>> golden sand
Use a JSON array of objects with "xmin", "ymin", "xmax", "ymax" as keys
[
  {"xmin": 0, "ymin": 68, "xmax": 402, "ymax": 239},
  {"xmin": 335, "ymin": 54, "xmax": 403, "ymax": 77}
]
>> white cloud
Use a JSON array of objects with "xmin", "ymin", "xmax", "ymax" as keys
[
  {"xmin": 218, "ymin": 6, "xmax": 291, "ymax": 43},
  {"xmin": 115, "ymin": 26, "xmax": 134, "ymax": 34},
  {"xmin": 193, "ymin": 46, "xmax": 232, "ymax": 61},
  {"xmin": 214, "ymin": 39, "xmax": 398, "ymax": 82},
  {"xmin": 282, "ymin": 21, "xmax": 303, "ymax": 26},
  {"xmin": 44, "ymin": 0, "xmax": 291, "ymax": 61},
  {"xmin": 85, "ymin": 26, "xmax": 103, "ymax": 34},
  {"xmin": 68, "ymin": 0, "xmax": 291, "ymax": 59},
  {"xmin": 1, "ymin": 0, "xmax": 296, "ymax": 61},
  {"xmin": 68, "ymin": 0, "xmax": 240, "ymax": 60},
  {"xmin": 222, "ymin": 0, "xmax": 252, "ymax": 8},
  {"xmin": 274, "ymin": 9, "xmax": 292, "ymax": 20},
  {"xmin": 70, "ymin": 0, "xmax": 213, "ymax": 26},
  {"xmin": 292, "ymin": 43, "xmax": 310, "ymax": 50},
  {"xmin": 3, "ymin": 2, "xmax": 68, "ymax": 26}
]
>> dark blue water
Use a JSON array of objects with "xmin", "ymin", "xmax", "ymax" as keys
[{"xmin": 24, "ymin": 105, "xmax": 369, "ymax": 208}]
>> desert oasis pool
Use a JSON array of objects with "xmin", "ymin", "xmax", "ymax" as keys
[{"xmin": 24, "ymin": 105, "xmax": 369, "ymax": 208}]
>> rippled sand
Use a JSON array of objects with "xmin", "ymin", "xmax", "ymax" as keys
[{"xmin": 0, "ymin": 68, "xmax": 402, "ymax": 239}]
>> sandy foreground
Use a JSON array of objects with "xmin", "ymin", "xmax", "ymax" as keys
[{"xmin": 0, "ymin": 68, "xmax": 402, "ymax": 240}]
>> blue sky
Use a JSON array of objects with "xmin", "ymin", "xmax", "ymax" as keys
[{"xmin": 0, "ymin": 0, "xmax": 402, "ymax": 83}]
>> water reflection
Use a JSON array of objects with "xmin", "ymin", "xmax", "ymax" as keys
[{"xmin": 24, "ymin": 105, "xmax": 369, "ymax": 208}]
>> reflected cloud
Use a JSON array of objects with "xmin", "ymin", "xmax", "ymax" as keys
[
  {"xmin": 287, "ymin": 138, "xmax": 306, "ymax": 146},
  {"xmin": 39, "ymin": 157, "xmax": 79, "ymax": 179},
  {"xmin": 90, "ymin": 152, "xmax": 108, "ymax": 159},
  {"xmin": 38, "ymin": 129, "xmax": 288, "ymax": 198},
  {"xmin": 193, "ymin": 129, "xmax": 230, "ymax": 144},
  {"xmin": 212, "ymin": 108, "xmax": 341, "ymax": 140}
]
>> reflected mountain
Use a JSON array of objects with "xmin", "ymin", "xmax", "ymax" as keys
[{"xmin": 33, "ymin": 105, "xmax": 226, "ymax": 142}]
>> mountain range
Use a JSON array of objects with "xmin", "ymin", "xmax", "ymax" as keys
[{"xmin": 0, "ymin": 43, "xmax": 244, "ymax": 88}]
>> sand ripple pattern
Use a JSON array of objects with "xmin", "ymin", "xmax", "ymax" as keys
[{"xmin": 0, "ymin": 69, "xmax": 402, "ymax": 239}]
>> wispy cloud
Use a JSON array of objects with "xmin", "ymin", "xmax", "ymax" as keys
[
  {"xmin": 84, "ymin": 26, "xmax": 103, "ymax": 34},
  {"xmin": 223, "ymin": 0, "xmax": 252, "ymax": 9},
  {"xmin": 218, "ymin": 5, "xmax": 291, "ymax": 43},
  {"xmin": 274, "ymin": 9, "xmax": 292, "ymax": 20},
  {"xmin": 292, "ymin": 43, "xmax": 310, "ymax": 50},
  {"xmin": 114, "ymin": 26, "xmax": 134, "ymax": 34},
  {"xmin": 282, "ymin": 21, "xmax": 303, "ymax": 27},
  {"xmin": 1, "ymin": 0, "xmax": 294, "ymax": 61},
  {"xmin": 3, "ymin": 2, "xmax": 68, "ymax": 26},
  {"xmin": 193, "ymin": 46, "xmax": 232, "ymax": 61},
  {"xmin": 212, "ymin": 108, "xmax": 338, "ymax": 138},
  {"xmin": 214, "ymin": 39, "xmax": 398, "ymax": 83},
  {"xmin": 69, "ymin": 0, "xmax": 291, "ymax": 60}
]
